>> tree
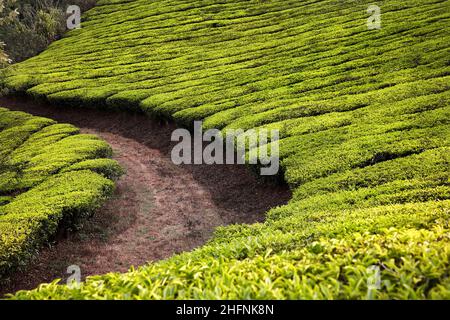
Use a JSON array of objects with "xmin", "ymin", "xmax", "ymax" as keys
[{"xmin": 0, "ymin": 0, "xmax": 96, "ymax": 63}]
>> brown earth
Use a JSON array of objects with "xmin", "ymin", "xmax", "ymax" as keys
[{"xmin": 0, "ymin": 96, "xmax": 291, "ymax": 296}]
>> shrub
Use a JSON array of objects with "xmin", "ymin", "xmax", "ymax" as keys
[
  {"xmin": 0, "ymin": 108, "xmax": 122, "ymax": 279},
  {"xmin": 0, "ymin": 0, "xmax": 97, "ymax": 63}
]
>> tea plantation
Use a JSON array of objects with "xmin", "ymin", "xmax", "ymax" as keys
[
  {"xmin": 0, "ymin": 108, "xmax": 123, "ymax": 280},
  {"xmin": 1, "ymin": 0, "xmax": 449, "ymax": 299}
]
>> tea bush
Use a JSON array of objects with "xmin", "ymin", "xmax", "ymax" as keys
[
  {"xmin": 0, "ymin": 107, "xmax": 123, "ymax": 279},
  {"xmin": 1, "ymin": 0, "xmax": 449, "ymax": 299}
]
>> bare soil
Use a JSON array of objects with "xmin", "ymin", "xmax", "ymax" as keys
[{"xmin": 0, "ymin": 96, "xmax": 291, "ymax": 296}]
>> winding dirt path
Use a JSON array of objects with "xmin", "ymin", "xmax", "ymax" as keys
[{"xmin": 0, "ymin": 96, "xmax": 291, "ymax": 295}]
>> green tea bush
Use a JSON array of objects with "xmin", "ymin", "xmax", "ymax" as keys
[
  {"xmin": 0, "ymin": 108, "xmax": 122, "ymax": 279},
  {"xmin": 1, "ymin": 0, "xmax": 449, "ymax": 299}
]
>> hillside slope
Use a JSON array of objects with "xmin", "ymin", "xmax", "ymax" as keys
[{"xmin": 1, "ymin": 0, "xmax": 449, "ymax": 299}]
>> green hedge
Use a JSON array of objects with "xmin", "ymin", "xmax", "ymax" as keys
[
  {"xmin": 12, "ymin": 218, "xmax": 450, "ymax": 300},
  {"xmin": 1, "ymin": 0, "xmax": 449, "ymax": 299},
  {"xmin": 0, "ymin": 108, "xmax": 123, "ymax": 279}
]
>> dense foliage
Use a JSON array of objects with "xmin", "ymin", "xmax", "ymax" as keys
[
  {"xmin": 0, "ymin": 0, "xmax": 449, "ymax": 299},
  {"xmin": 0, "ymin": 0, "xmax": 96, "ymax": 63},
  {"xmin": 0, "ymin": 107, "xmax": 123, "ymax": 280},
  {"xmin": 0, "ymin": 41, "xmax": 8, "ymax": 69}
]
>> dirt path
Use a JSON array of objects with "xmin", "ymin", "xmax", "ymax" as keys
[{"xmin": 0, "ymin": 96, "xmax": 291, "ymax": 296}]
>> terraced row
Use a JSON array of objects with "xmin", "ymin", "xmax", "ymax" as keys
[{"xmin": 0, "ymin": 108, "xmax": 123, "ymax": 279}]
